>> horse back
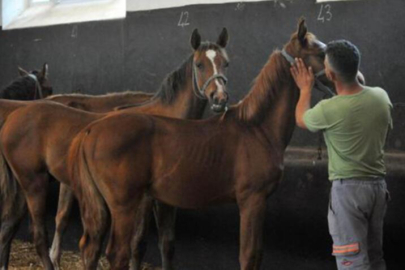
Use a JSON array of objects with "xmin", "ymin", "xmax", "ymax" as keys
[
  {"xmin": 0, "ymin": 99, "xmax": 32, "ymax": 127},
  {"xmin": 0, "ymin": 101, "xmax": 102, "ymax": 184},
  {"xmin": 47, "ymin": 92, "xmax": 154, "ymax": 113}
]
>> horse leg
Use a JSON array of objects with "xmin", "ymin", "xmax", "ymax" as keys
[
  {"xmin": 0, "ymin": 188, "xmax": 26, "ymax": 269},
  {"xmin": 238, "ymin": 193, "xmax": 267, "ymax": 270},
  {"xmin": 130, "ymin": 195, "xmax": 154, "ymax": 270},
  {"xmin": 23, "ymin": 175, "xmax": 54, "ymax": 270},
  {"xmin": 50, "ymin": 184, "xmax": 75, "ymax": 270},
  {"xmin": 106, "ymin": 197, "xmax": 143, "ymax": 270},
  {"xmin": 154, "ymin": 201, "xmax": 177, "ymax": 270}
]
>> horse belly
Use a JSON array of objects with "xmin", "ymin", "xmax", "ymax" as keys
[{"xmin": 151, "ymin": 169, "xmax": 234, "ymax": 209}]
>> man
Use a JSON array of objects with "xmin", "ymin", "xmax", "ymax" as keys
[{"xmin": 290, "ymin": 40, "xmax": 392, "ymax": 270}]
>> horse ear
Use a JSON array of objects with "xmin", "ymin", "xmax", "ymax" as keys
[
  {"xmin": 190, "ymin": 29, "xmax": 201, "ymax": 50},
  {"xmin": 297, "ymin": 18, "xmax": 308, "ymax": 45},
  {"xmin": 41, "ymin": 63, "xmax": 49, "ymax": 78},
  {"xmin": 217, "ymin": 28, "xmax": 229, "ymax": 48},
  {"xmin": 18, "ymin": 66, "xmax": 29, "ymax": 77}
]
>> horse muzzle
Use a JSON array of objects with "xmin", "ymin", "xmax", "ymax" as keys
[{"xmin": 210, "ymin": 91, "xmax": 229, "ymax": 113}]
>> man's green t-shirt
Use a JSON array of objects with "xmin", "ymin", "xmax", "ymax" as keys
[{"xmin": 303, "ymin": 86, "xmax": 393, "ymax": 180}]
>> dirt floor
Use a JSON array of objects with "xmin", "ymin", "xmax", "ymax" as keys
[{"xmin": 9, "ymin": 240, "xmax": 160, "ymax": 270}]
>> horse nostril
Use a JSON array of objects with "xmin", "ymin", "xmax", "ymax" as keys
[{"xmin": 209, "ymin": 92, "xmax": 215, "ymax": 101}]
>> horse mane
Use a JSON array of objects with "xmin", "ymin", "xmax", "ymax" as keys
[
  {"xmin": 155, "ymin": 54, "xmax": 193, "ymax": 104},
  {"xmin": 0, "ymin": 76, "xmax": 36, "ymax": 100},
  {"xmin": 235, "ymin": 49, "xmax": 293, "ymax": 124}
]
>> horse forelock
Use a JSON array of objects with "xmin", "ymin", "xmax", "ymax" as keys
[
  {"xmin": 197, "ymin": 42, "xmax": 229, "ymax": 61},
  {"xmin": 236, "ymin": 50, "xmax": 292, "ymax": 124}
]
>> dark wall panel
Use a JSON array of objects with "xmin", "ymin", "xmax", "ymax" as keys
[{"xmin": 1, "ymin": 0, "xmax": 404, "ymax": 149}]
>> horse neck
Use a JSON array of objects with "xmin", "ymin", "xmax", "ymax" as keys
[
  {"xmin": 148, "ymin": 56, "xmax": 207, "ymax": 119},
  {"xmin": 236, "ymin": 51, "xmax": 300, "ymax": 150},
  {"xmin": 0, "ymin": 77, "xmax": 36, "ymax": 100},
  {"xmin": 170, "ymin": 78, "xmax": 207, "ymax": 119}
]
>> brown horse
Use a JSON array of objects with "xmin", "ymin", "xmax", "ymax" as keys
[
  {"xmin": 48, "ymin": 28, "xmax": 229, "ymax": 270},
  {"xmin": 68, "ymin": 19, "xmax": 330, "ymax": 270},
  {"xmin": 0, "ymin": 28, "xmax": 229, "ymax": 270}
]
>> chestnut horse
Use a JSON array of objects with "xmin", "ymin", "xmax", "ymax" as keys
[
  {"xmin": 68, "ymin": 19, "xmax": 330, "ymax": 270},
  {"xmin": 0, "ymin": 28, "xmax": 229, "ymax": 270}
]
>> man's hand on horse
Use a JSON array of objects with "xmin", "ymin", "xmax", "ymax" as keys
[{"xmin": 290, "ymin": 58, "xmax": 315, "ymax": 93}]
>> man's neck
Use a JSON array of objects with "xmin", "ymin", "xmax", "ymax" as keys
[{"xmin": 335, "ymin": 80, "xmax": 364, "ymax": 96}]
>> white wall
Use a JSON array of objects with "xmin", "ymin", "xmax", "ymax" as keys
[
  {"xmin": 2, "ymin": 0, "xmax": 125, "ymax": 30},
  {"xmin": 0, "ymin": 0, "xmax": 2, "ymax": 26},
  {"xmin": 126, "ymin": 0, "xmax": 270, "ymax": 12},
  {"xmin": 2, "ymin": 0, "xmax": 29, "ymax": 27}
]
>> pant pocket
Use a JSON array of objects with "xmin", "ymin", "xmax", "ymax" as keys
[{"xmin": 328, "ymin": 190, "xmax": 335, "ymax": 214}]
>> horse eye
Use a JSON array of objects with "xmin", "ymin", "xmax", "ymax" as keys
[
  {"xmin": 224, "ymin": 62, "xmax": 229, "ymax": 68},
  {"xmin": 196, "ymin": 63, "xmax": 204, "ymax": 69}
]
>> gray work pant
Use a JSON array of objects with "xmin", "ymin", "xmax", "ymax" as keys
[{"xmin": 328, "ymin": 178, "xmax": 390, "ymax": 270}]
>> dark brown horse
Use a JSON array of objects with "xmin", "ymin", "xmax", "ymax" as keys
[
  {"xmin": 0, "ymin": 63, "xmax": 53, "ymax": 100},
  {"xmin": 0, "ymin": 28, "xmax": 229, "ymax": 270},
  {"xmin": 68, "ymin": 19, "xmax": 330, "ymax": 270},
  {"xmin": 0, "ymin": 63, "xmax": 52, "ymax": 269}
]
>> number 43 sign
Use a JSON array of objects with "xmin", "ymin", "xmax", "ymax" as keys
[{"xmin": 317, "ymin": 4, "xmax": 332, "ymax": 23}]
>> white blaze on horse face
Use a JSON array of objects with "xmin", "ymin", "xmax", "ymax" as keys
[{"xmin": 206, "ymin": 50, "xmax": 225, "ymax": 93}]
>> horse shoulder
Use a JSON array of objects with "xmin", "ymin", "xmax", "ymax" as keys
[{"xmin": 233, "ymin": 129, "xmax": 284, "ymax": 196}]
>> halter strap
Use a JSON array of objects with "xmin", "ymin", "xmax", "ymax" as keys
[
  {"xmin": 116, "ymin": 61, "xmax": 229, "ymax": 110},
  {"xmin": 117, "ymin": 60, "xmax": 229, "ymax": 110},
  {"xmin": 281, "ymin": 49, "xmax": 295, "ymax": 66},
  {"xmin": 281, "ymin": 48, "xmax": 335, "ymax": 97},
  {"xmin": 28, "ymin": 74, "xmax": 44, "ymax": 99},
  {"xmin": 192, "ymin": 63, "xmax": 228, "ymax": 100}
]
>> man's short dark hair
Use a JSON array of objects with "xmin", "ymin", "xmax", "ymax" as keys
[{"xmin": 326, "ymin": 40, "xmax": 360, "ymax": 83}]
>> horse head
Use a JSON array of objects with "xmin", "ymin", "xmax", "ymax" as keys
[
  {"xmin": 283, "ymin": 18, "xmax": 334, "ymax": 94},
  {"xmin": 190, "ymin": 28, "xmax": 230, "ymax": 113},
  {"xmin": 18, "ymin": 63, "xmax": 53, "ymax": 98}
]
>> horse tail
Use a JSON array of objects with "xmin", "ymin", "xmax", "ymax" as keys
[
  {"xmin": 0, "ymin": 149, "xmax": 18, "ymax": 214},
  {"xmin": 69, "ymin": 128, "xmax": 108, "ymax": 236},
  {"xmin": 0, "ymin": 100, "xmax": 26, "ymax": 220}
]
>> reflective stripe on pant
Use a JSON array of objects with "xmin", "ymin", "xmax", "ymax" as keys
[{"xmin": 328, "ymin": 178, "xmax": 389, "ymax": 270}]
